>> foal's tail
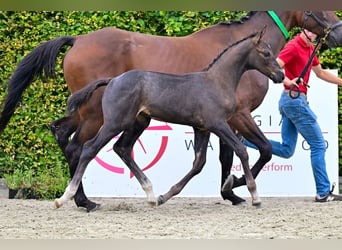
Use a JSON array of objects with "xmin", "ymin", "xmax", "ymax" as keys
[
  {"xmin": 0, "ymin": 36, "xmax": 75, "ymax": 133},
  {"xmin": 67, "ymin": 78, "xmax": 112, "ymax": 114}
]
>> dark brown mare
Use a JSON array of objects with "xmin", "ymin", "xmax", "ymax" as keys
[
  {"xmin": 1, "ymin": 11, "xmax": 341, "ymax": 211},
  {"xmin": 54, "ymin": 30, "xmax": 284, "ymax": 209}
]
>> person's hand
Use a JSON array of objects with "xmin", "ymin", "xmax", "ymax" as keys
[{"xmin": 285, "ymin": 77, "xmax": 302, "ymax": 89}]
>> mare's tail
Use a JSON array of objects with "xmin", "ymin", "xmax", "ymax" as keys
[
  {"xmin": 67, "ymin": 78, "xmax": 112, "ymax": 114},
  {"xmin": 0, "ymin": 36, "xmax": 75, "ymax": 133}
]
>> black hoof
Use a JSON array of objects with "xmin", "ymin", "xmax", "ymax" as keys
[
  {"xmin": 157, "ymin": 195, "xmax": 165, "ymax": 206},
  {"xmin": 86, "ymin": 202, "xmax": 101, "ymax": 212},
  {"xmin": 221, "ymin": 190, "xmax": 246, "ymax": 205},
  {"xmin": 75, "ymin": 199, "xmax": 100, "ymax": 212}
]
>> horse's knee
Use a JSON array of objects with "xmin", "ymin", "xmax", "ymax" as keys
[
  {"xmin": 258, "ymin": 141, "xmax": 272, "ymax": 162},
  {"xmin": 49, "ymin": 120, "xmax": 59, "ymax": 135},
  {"xmin": 50, "ymin": 116, "xmax": 77, "ymax": 149},
  {"xmin": 113, "ymin": 144, "xmax": 125, "ymax": 157},
  {"xmin": 113, "ymin": 141, "xmax": 133, "ymax": 159},
  {"xmin": 192, "ymin": 160, "xmax": 206, "ymax": 176},
  {"xmin": 50, "ymin": 119, "xmax": 64, "ymax": 139},
  {"xmin": 80, "ymin": 140, "xmax": 102, "ymax": 162}
]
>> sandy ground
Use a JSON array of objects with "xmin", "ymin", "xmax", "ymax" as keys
[{"xmin": 0, "ymin": 195, "xmax": 341, "ymax": 239}]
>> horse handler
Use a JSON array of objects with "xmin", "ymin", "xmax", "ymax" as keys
[{"xmin": 244, "ymin": 29, "xmax": 342, "ymax": 202}]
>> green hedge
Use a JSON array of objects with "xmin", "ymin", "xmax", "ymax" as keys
[{"xmin": 0, "ymin": 11, "xmax": 341, "ymax": 199}]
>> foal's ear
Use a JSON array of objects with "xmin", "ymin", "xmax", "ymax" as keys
[{"xmin": 256, "ymin": 25, "xmax": 267, "ymax": 44}]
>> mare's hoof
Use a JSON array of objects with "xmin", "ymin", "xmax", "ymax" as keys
[
  {"xmin": 87, "ymin": 203, "xmax": 101, "ymax": 212},
  {"xmin": 221, "ymin": 190, "xmax": 246, "ymax": 205},
  {"xmin": 75, "ymin": 198, "xmax": 100, "ymax": 212},
  {"xmin": 233, "ymin": 199, "xmax": 247, "ymax": 206},
  {"xmin": 252, "ymin": 201, "xmax": 262, "ymax": 208}
]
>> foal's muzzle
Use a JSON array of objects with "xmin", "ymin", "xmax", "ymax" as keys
[{"xmin": 271, "ymin": 71, "xmax": 285, "ymax": 84}]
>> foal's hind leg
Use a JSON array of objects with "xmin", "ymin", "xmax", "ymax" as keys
[
  {"xmin": 113, "ymin": 116, "xmax": 157, "ymax": 207},
  {"xmin": 64, "ymin": 126, "xmax": 101, "ymax": 212},
  {"xmin": 50, "ymin": 113, "xmax": 99, "ymax": 211},
  {"xmin": 55, "ymin": 125, "xmax": 123, "ymax": 209},
  {"xmin": 158, "ymin": 128, "xmax": 210, "ymax": 206}
]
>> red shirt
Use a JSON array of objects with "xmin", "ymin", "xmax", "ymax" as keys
[{"xmin": 278, "ymin": 34, "xmax": 320, "ymax": 94}]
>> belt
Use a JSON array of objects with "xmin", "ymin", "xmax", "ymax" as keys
[{"xmin": 284, "ymin": 89, "xmax": 306, "ymax": 97}]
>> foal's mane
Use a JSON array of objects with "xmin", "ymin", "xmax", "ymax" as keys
[{"xmin": 202, "ymin": 31, "xmax": 258, "ymax": 71}]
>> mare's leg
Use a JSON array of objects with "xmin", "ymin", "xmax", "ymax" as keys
[
  {"xmin": 50, "ymin": 113, "xmax": 79, "ymax": 155},
  {"xmin": 54, "ymin": 124, "xmax": 122, "ymax": 209},
  {"xmin": 113, "ymin": 115, "xmax": 157, "ymax": 206},
  {"xmin": 50, "ymin": 113, "xmax": 99, "ymax": 211},
  {"xmin": 158, "ymin": 128, "xmax": 210, "ymax": 206},
  {"xmin": 219, "ymin": 139, "xmax": 246, "ymax": 205},
  {"xmin": 222, "ymin": 112, "xmax": 272, "ymax": 190},
  {"xmin": 64, "ymin": 118, "xmax": 104, "ymax": 212},
  {"xmin": 63, "ymin": 88, "xmax": 105, "ymax": 211},
  {"xmin": 212, "ymin": 121, "xmax": 261, "ymax": 206}
]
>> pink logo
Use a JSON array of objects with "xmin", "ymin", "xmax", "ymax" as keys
[{"xmin": 94, "ymin": 123, "xmax": 172, "ymax": 178}]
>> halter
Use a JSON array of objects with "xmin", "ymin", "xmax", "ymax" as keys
[
  {"xmin": 303, "ymin": 11, "xmax": 342, "ymax": 43},
  {"xmin": 289, "ymin": 11, "xmax": 342, "ymax": 99}
]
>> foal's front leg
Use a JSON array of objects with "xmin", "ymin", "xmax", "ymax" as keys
[
  {"xmin": 157, "ymin": 128, "xmax": 210, "ymax": 205},
  {"xmin": 212, "ymin": 122, "xmax": 261, "ymax": 206},
  {"xmin": 224, "ymin": 111, "xmax": 272, "ymax": 190}
]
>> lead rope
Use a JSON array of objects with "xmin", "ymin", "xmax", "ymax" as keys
[
  {"xmin": 289, "ymin": 36, "xmax": 323, "ymax": 99},
  {"xmin": 267, "ymin": 11, "xmax": 290, "ymax": 39}
]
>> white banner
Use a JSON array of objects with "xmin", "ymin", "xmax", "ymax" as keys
[{"xmin": 83, "ymin": 70, "xmax": 339, "ymax": 198}]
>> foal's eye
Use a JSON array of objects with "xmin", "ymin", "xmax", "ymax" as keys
[{"xmin": 263, "ymin": 51, "xmax": 270, "ymax": 57}]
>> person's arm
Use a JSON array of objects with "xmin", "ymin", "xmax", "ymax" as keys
[
  {"xmin": 312, "ymin": 64, "xmax": 342, "ymax": 86},
  {"xmin": 276, "ymin": 58, "xmax": 303, "ymax": 88}
]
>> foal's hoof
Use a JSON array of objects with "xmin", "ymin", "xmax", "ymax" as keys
[
  {"xmin": 147, "ymin": 198, "xmax": 158, "ymax": 207},
  {"xmin": 252, "ymin": 200, "xmax": 262, "ymax": 208},
  {"xmin": 157, "ymin": 195, "xmax": 165, "ymax": 206},
  {"xmin": 54, "ymin": 199, "xmax": 63, "ymax": 209},
  {"xmin": 221, "ymin": 174, "xmax": 235, "ymax": 192}
]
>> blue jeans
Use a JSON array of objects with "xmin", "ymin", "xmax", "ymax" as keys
[{"xmin": 245, "ymin": 91, "xmax": 331, "ymax": 196}]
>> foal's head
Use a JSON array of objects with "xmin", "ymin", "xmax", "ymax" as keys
[{"xmin": 247, "ymin": 27, "xmax": 284, "ymax": 83}]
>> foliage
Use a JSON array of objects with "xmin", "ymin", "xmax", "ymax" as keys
[
  {"xmin": 0, "ymin": 11, "xmax": 341, "ymax": 199},
  {"xmin": 3, "ymin": 168, "xmax": 34, "ymax": 189},
  {"xmin": 0, "ymin": 11, "xmax": 247, "ymax": 198}
]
